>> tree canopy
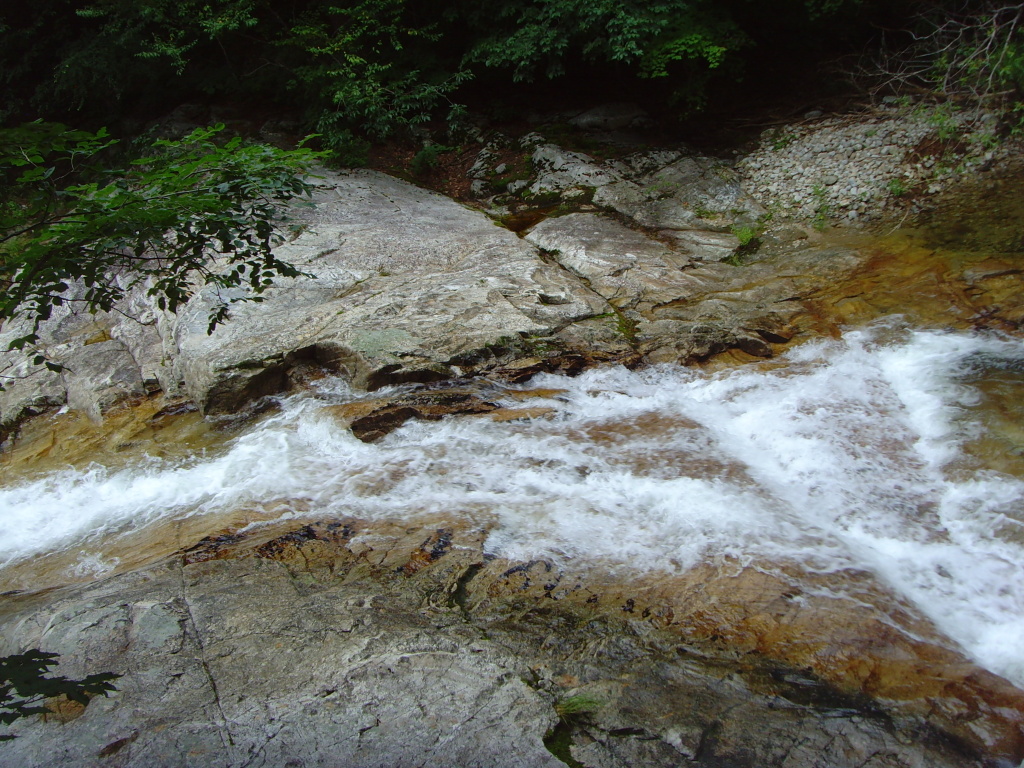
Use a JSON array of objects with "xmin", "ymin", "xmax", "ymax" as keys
[
  {"xmin": 0, "ymin": 1, "xmax": 883, "ymax": 143},
  {"xmin": 5, "ymin": 1, "xmax": 1022, "ymax": 155}
]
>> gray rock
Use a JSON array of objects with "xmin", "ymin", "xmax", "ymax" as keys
[
  {"xmin": 467, "ymin": 144, "xmax": 501, "ymax": 180},
  {"xmin": 0, "ymin": 350, "xmax": 66, "ymax": 433},
  {"xmin": 529, "ymin": 144, "xmax": 620, "ymax": 196},
  {"xmin": 0, "ymin": 518, "xmax": 1008, "ymax": 768},
  {"xmin": 61, "ymin": 340, "xmax": 146, "ymax": 422},
  {"xmin": 0, "ymin": 295, "xmax": 154, "ymax": 429},
  {"xmin": 660, "ymin": 229, "xmax": 741, "ymax": 262},
  {"xmin": 168, "ymin": 170, "xmax": 609, "ymax": 413},
  {"xmin": 595, "ymin": 156, "xmax": 765, "ymax": 232},
  {"xmin": 469, "ymin": 178, "xmax": 490, "ymax": 198},
  {"xmin": 525, "ymin": 214, "xmax": 692, "ymax": 311},
  {"xmin": 506, "ymin": 179, "xmax": 529, "ymax": 196},
  {"xmin": 0, "ymin": 534, "xmax": 563, "ymax": 768}
]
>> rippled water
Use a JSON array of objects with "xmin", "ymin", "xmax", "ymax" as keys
[{"xmin": 1, "ymin": 319, "xmax": 1022, "ymax": 685}]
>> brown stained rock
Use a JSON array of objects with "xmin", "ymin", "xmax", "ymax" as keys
[
  {"xmin": 242, "ymin": 520, "xmax": 1024, "ymax": 763},
  {"xmin": 321, "ymin": 374, "xmax": 573, "ymax": 443},
  {"xmin": 1, "ymin": 517, "xmax": 1021, "ymax": 767},
  {"xmin": 345, "ymin": 392, "xmax": 501, "ymax": 442},
  {"xmin": 790, "ymin": 230, "xmax": 1024, "ymax": 337},
  {"xmin": 492, "ymin": 351, "xmax": 630, "ymax": 384},
  {"xmin": 41, "ymin": 695, "xmax": 87, "ymax": 724},
  {"xmin": 487, "ymin": 406, "xmax": 557, "ymax": 422},
  {"xmin": 505, "ymin": 387, "xmax": 569, "ymax": 401},
  {"xmin": 349, "ymin": 405, "xmax": 425, "ymax": 442}
]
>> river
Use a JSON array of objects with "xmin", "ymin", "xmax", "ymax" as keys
[{"xmin": 2, "ymin": 313, "xmax": 1022, "ymax": 690}]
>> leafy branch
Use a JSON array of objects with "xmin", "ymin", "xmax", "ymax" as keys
[
  {"xmin": 855, "ymin": 1, "xmax": 1024, "ymax": 119},
  {"xmin": 0, "ymin": 122, "xmax": 325, "ymax": 383}
]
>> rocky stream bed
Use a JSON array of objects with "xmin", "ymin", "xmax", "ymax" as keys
[{"xmin": 1, "ymin": 107, "xmax": 1023, "ymax": 767}]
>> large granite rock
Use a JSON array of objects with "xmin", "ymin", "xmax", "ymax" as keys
[
  {"xmin": 0, "ymin": 170, "xmax": 614, "ymax": 424},
  {"xmin": 1, "ymin": 518, "xmax": 1021, "ymax": 767},
  {"xmin": 4, "ymin": 149, "xmax": 1016, "ymax": 432},
  {"xmin": 0, "ymin": 155, "xmax": 786, "ymax": 430},
  {"xmin": 167, "ymin": 170, "xmax": 609, "ymax": 413}
]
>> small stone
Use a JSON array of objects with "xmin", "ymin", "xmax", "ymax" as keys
[{"xmin": 822, "ymin": 174, "xmax": 840, "ymax": 186}]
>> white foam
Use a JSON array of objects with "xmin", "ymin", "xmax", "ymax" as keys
[{"xmin": 1, "ymin": 320, "xmax": 1022, "ymax": 684}]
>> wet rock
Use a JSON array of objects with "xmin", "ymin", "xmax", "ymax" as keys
[
  {"xmin": 1, "ymin": 518, "xmax": 1020, "ymax": 767},
  {"xmin": 341, "ymin": 390, "xmax": 501, "ymax": 442}
]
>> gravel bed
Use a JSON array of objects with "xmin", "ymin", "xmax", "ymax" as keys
[{"xmin": 736, "ymin": 104, "xmax": 1015, "ymax": 225}]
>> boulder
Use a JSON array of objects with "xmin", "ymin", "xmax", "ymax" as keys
[
  {"xmin": 528, "ymin": 144, "xmax": 621, "ymax": 198},
  {"xmin": 593, "ymin": 155, "xmax": 765, "ymax": 233},
  {"xmin": 166, "ymin": 170, "xmax": 609, "ymax": 413}
]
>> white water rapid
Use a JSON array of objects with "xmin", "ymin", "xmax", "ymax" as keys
[{"xmin": 1, "ymin": 319, "xmax": 1023, "ymax": 685}]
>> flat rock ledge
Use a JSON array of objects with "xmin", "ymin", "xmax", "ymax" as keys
[{"xmin": 1, "ymin": 518, "xmax": 1022, "ymax": 768}]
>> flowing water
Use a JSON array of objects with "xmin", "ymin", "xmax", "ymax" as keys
[
  {"xmin": 1, "ymin": 320, "xmax": 1023, "ymax": 686},
  {"xmin": 2, "ymin": 181, "xmax": 1024, "ymax": 694}
]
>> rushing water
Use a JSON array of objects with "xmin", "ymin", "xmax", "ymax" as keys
[{"xmin": 1, "ymin": 318, "xmax": 1022, "ymax": 686}]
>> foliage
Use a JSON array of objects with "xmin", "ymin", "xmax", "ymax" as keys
[
  {"xmin": 1, "ymin": 650, "xmax": 119, "ymax": 740},
  {"xmin": 811, "ymin": 183, "xmax": 831, "ymax": 230},
  {"xmin": 730, "ymin": 224, "xmax": 759, "ymax": 246},
  {"xmin": 279, "ymin": 1, "xmax": 471, "ymax": 147},
  {"xmin": 863, "ymin": 2, "xmax": 1024, "ymax": 123},
  {"xmin": 0, "ymin": 122, "xmax": 323, "ymax": 375},
  {"xmin": 460, "ymin": 0, "xmax": 751, "ymax": 111},
  {"xmin": 554, "ymin": 693, "xmax": 603, "ymax": 721},
  {"xmin": 0, "ymin": 1, "xmax": 470, "ymax": 160},
  {"xmin": 769, "ymin": 128, "xmax": 798, "ymax": 150},
  {"xmin": 410, "ymin": 143, "xmax": 455, "ymax": 176},
  {"xmin": 886, "ymin": 177, "xmax": 909, "ymax": 196},
  {"xmin": 0, "ymin": 0, "xmax": 880, "ymax": 144}
]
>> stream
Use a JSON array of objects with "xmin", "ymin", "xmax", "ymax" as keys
[
  {"xmin": 2, "ymin": 170, "xmax": 1024, "ymax": 719},
  {"xmin": 1, "ymin": 316, "xmax": 1022, "ymax": 688}
]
